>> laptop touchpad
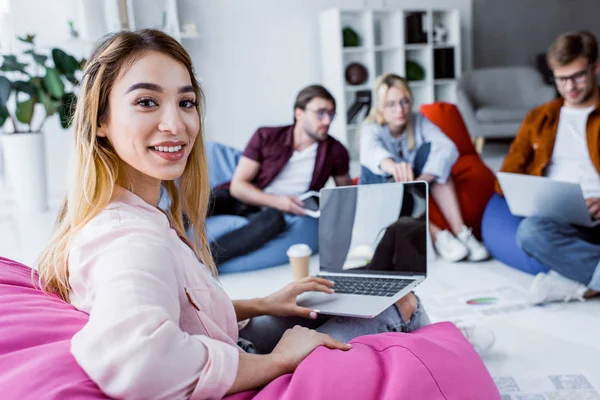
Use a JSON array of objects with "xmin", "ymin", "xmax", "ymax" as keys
[{"xmin": 297, "ymin": 292, "xmax": 337, "ymax": 308}]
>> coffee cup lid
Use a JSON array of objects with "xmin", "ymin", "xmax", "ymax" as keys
[{"xmin": 287, "ymin": 243, "xmax": 312, "ymax": 258}]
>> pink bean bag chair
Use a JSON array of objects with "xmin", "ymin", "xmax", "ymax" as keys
[{"xmin": 0, "ymin": 257, "xmax": 500, "ymax": 399}]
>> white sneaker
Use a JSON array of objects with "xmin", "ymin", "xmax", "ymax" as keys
[
  {"xmin": 458, "ymin": 324, "xmax": 496, "ymax": 356},
  {"xmin": 456, "ymin": 226, "xmax": 490, "ymax": 262},
  {"xmin": 434, "ymin": 230, "xmax": 468, "ymax": 262},
  {"xmin": 528, "ymin": 271, "xmax": 588, "ymax": 305}
]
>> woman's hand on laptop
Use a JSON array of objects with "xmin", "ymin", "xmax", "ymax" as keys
[
  {"xmin": 262, "ymin": 276, "xmax": 335, "ymax": 319},
  {"xmin": 381, "ymin": 158, "xmax": 414, "ymax": 182},
  {"xmin": 586, "ymin": 197, "xmax": 600, "ymax": 220}
]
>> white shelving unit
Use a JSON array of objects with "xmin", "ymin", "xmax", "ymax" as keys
[
  {"xmin": 124, "ymin": 0, "xmax": 200, "ymax": 43},
  {"xmin": 319, "ymin": 8, "xmax": 461, "ymax": 160}
]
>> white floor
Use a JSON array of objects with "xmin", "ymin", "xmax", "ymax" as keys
[{"xmin": 2, "ymin": 141, "xmax": 599, "ymax": 394}]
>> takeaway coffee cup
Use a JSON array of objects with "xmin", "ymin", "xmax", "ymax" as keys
[{"xmin": 287, "ymin": 244, "xmax": 312, "ymax": 281}]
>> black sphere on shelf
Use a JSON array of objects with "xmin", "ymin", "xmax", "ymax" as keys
[{"xmin": 345, "ymin": 63, "xmax": 368, "ymax": 85}]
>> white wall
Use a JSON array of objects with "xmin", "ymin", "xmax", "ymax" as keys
[{"xmin": 3, "ymin": 0, "xmax": 472, "ymax": 204}]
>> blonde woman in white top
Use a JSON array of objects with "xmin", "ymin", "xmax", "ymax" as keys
[{"xmin": 359, "ymin": 73, "xmax": 489, "ymax": 262}]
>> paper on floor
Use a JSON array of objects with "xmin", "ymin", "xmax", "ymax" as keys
[
  {"xmin": 494, "ymin": 373, "xmax": 600, "ymax": 400},
  {"xmin": 423, "ymin": 286, "xmax": 532, "ymax": 324}
]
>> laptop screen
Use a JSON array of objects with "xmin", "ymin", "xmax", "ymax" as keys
[{"xmin": 318, "ymin": 181, "xmax": 427, "ymax": 276}]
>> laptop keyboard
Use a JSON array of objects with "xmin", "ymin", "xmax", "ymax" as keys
[{"xmin": 316, "ymin": 275, "xmax": 413, "ymax": 297}]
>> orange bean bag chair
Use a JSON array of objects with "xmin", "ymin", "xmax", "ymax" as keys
[{"xmin": 419, "ymin": 102, "xmax": 496, "ymax": 239}]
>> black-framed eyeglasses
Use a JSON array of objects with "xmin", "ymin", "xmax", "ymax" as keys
[
  {"xmin": 306, "ymin": 108, "xmax": 336, "ymax": 121},
  {"xmin": 552, "ymin": 64, "xmax": 593, "ymax": 86}
]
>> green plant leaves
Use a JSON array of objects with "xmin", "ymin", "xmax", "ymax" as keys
[
  {"xmin": 17, "ymin": 34, "xmax": 36, "ymax": 44},
  {"xmin": 16, "ymin": 97, "xmax": 37, "ymax": 124},
  {"xmin": 0, "ymin": 76, "xmax": 10, "ymax": 104},
  {"xmin": 43, "ymin": 68, "xmax": 65, "ymax": 99},
  {"xmin": 64, "ymin": 74, "xmax": 79, "ymax": 85},
  {"xmin": 0, "ymin": 76, "xmax": 10, "ymax": 127},
  {"xmin": 0, "ymin": 55, "xmax": 29, "ymax": 74},
  {"xmin": 57, "ymin": 92, "xmax": 76, "ymax": 129},
  {"xmin": 52, "ymin": 49, "xmax": 81, "ymax": 86},
  {"xmin": 52, "ymin": 49, "xmax": 80, "ymax": 76},
  {"xmin": 24, "ymin": 49, "xmax": 48, "ymax": 66},
  {"xmin": 36, "ymin": 90, "xmax": 58, "ymax": 117},
  {"xmin": 0, "ymin": 106, "xmax": 8, "ymax": 127},
  {"xmin": 12, "ymin": 80, "xmax": 36, "ymax": 96},
  {"xmin": 1, "ymin": 34, "xmax": 83, "ymax": 132}
]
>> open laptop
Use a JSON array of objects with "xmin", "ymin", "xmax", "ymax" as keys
[
  {"xmin": 497, "ymin": 172, "xmax": 600, "ymax": 227},
  {"xmin": 296, "ymin": 181, "xmax": 428, "ymax": 318}
]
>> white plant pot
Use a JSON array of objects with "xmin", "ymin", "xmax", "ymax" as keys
[{"xmin": 1, "ymin": 132, "xmax": 48, "ymax": 214}]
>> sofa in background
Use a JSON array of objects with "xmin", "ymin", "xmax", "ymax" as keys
[
  {"xmin": 456, "ymin": 66, "xmax": 555, "ymax": 153},
  {"xmin": 481, "ymin": 194, "xmax": 549, "ymax": 275},
  {"xmin": 419, "ymin": 102, "xmax": 497, "ymax": 240},
  {"xmin": 0, "ymin": 257, "xmax": 501, "ymax": 400}
]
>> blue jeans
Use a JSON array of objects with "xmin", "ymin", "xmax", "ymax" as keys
[
  {"xmin": 482, "ymin": 194, "xmax": 549, "ymax": 275},
  {"xmin": 516, "ymin": 217, "xmax": 600, "ymax": 291},
  {"xmin": 359, "ymin": 142, "xmax": 431, "ymax": 185},
  {"xmin": 238, "ymin": 295, "xmax": 430, "ymax": 354}
]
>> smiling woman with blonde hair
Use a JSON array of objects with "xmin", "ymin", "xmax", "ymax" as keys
[
  {"xmin": 34, "ymin": 30, "xmax": 435, "ymax": 399},
  {"xmin": 359, "ymin": 73, "xmax": 489, "ymax": 262},
  {"xmin": 37, "ymin": 30, "xmax": 215, "ymax": 300}
]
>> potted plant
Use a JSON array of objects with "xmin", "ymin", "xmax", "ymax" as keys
[{"xmin": 0, "ymin": 34, "xmax": 83, "ymax": 213}]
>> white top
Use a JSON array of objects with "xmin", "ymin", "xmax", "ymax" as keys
[
  {"xmin": 68, "ymin": 187, "xmax": 240, "ymax": 400},
  {"xmin": 545, "ymin": 106, "xmax": 600, "ymax": 199},
  {"xmin": 264, "ymin": 142, "xmax": 318, "ymax": 196},
  {"xmin": 359, "ymin": 113, "xmax": 459, "ymax": 184}
]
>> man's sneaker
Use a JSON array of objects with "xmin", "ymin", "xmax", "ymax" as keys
[
  {"xmin": 456, "ymin": 226, "xmax": 490, "ymax": 262},
  {"xmin": 434, "ymin": 230, "xmax": 468, "ymax": 262},
  {"xmin": 528, "ymin": 271, "xmax": 588, "ymax": 304},
  {"xmin": 457, "ymin": 324, "xmax": 496, "ymax": 356}
]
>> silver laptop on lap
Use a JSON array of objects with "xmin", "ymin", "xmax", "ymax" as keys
[
  {"xmin": 497, "ymin": 172, "xmax": 600, "ymax": 227},
  {"xmin": 296, "ymin": 181, "xmax": 428, "ymax": 318}
]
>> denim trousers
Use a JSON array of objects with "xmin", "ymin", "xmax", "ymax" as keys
[
  {"xmin": 516, "ymin": 216, "xmax": 600, "ymax": 291},
  {"xmin": 237, "ymin": 295, "xmax": 430, "ymax": 354},
  {"xmin": 208, "ymin": 188, "xmax": 286, "ymax": 266},
  {"xmin": 359, "ymin": 142, "xmax": 431, "ymax": 185}
]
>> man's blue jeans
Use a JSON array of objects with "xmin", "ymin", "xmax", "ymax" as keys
[{"xmin": 516, "ymin": 217, "xmax": 600, "ymax": 291}]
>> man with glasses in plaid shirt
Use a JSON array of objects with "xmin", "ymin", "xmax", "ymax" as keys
[
  {"xmin": 498, "ymin": 31, "xmax": 600, "ymax": 304},
  {"xmin": 209, "ymin": 85, "xmax": 352, "ymax": 266}
]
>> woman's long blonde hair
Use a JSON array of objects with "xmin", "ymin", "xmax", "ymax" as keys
[
  {"xmin": 366, "ymin": 73, "xmax": 416, "ymax": 151},
  {"xmin": 36, "ymin": 29, "xmax": 216, "ymax": 302}
]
